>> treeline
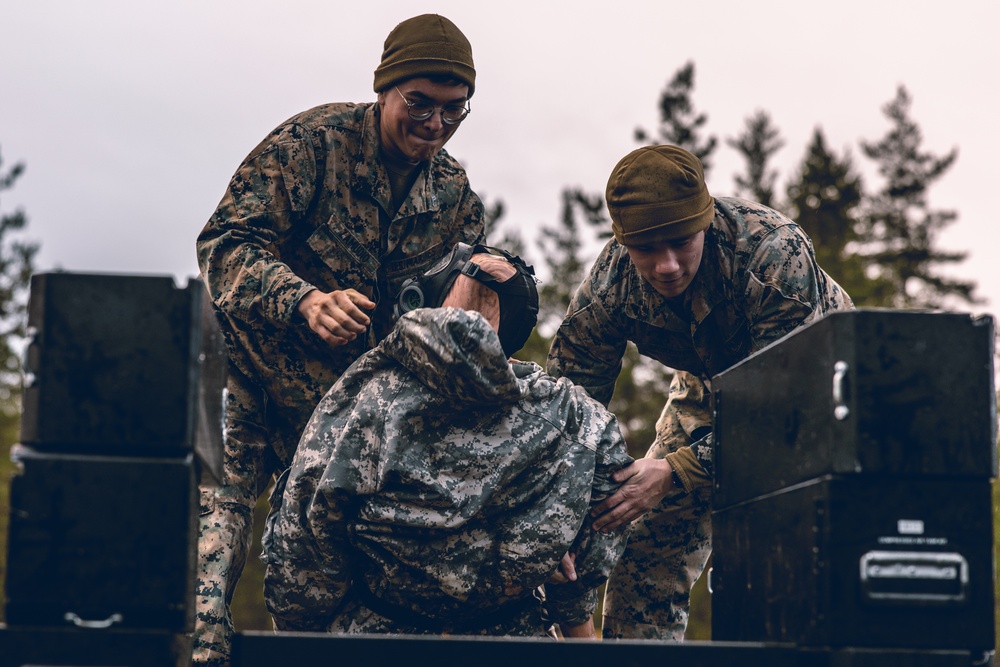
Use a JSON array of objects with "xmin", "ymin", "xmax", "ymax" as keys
[
  {"xmin": 492, "ymin": 62, "xmax": 979, "ymax": 457},
  {"xmin": 483, "ymin": 62, "xmax": 989, "ymax": 640}
]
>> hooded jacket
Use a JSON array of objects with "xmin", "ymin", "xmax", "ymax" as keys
[{"xmin": 262, "ymin": 308, "xmax": 632, "ymax": 635}]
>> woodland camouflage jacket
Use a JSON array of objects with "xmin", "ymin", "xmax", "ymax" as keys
[
  {"xmin": 196, "ymin": 102, "xmax": 485, "ymax": 459},
  {"xmin": 261, "ymin": 308, "xmax": 633, "ymax": 634},
  {"xmin": 547, "ymin": 197, "xmax": 853, "ymax": 492}
]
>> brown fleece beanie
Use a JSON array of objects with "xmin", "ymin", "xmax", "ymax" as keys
[
  {"xmin": 373, "ymin": 14, "xmax": 476, "ymax": 96},
  {"xmin": 606, "ymin": 145, "xmax": 715, "ymax": 244}
]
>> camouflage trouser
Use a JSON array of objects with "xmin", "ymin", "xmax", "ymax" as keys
[
  {"xmin": 601, "ymin": 484, "xmax": 712, "ymax": 640},
  {"xmin": 601, "ymin": 369, "xmax": 715, "ymax": 640},
  {"xmin": 192, "ymin": 374, "xmax": 281, "ymax": 667}
]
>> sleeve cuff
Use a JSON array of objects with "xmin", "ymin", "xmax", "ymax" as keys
[
  {"xmin": 664, "ymin": 446, "xmax": 711, "ymax": 493},
  {"xmin": 267, "ymin": 277, "xmax": 317, "ymax": 324}
]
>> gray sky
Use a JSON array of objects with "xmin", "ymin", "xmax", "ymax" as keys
[{"xmin": 3, "ymin": 0, "xmax": 998, "ymax": 316}]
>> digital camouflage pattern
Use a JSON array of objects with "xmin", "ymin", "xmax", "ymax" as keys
[
  {"xmin": 194, "ymin": 101, "xmax": 485, "ymax": 665},
  {"xmin": 546, "ymin": 197, "xmax": 853, "ymax": 639},
  {"xmin": 262, "ymin": 308, "xmax": 633, "ymax": 635},
  {"xmin": 193, "ymin": 372, "xmax": 277, "ymax": 665}
]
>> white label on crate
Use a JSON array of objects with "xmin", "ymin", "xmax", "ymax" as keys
[
  {"xmin": 859, "ymin": 551, "xmax": 968, "ymax": 604},
  {"xmin": 878, "ymin": 535, "xmax": 948, "ymax": 546},
  {"xmin": 865, "ymin": 562, "xmax": 959, "ymax": 580},
  {"xmin": 897, "ymin": 519, "xmax": 925, "ymax": 535}
]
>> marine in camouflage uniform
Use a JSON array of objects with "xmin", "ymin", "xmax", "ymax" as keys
[
  {"xmin": 194, "ymin": 14, "xmax": 484, "ymax": 664},
  {"xmin": 546, "ymin": 146, "xmax": 853, "ymax": 640},
  {"xmin": 262, "ymin": 307, "xmax": 633, "ymax": 635}
]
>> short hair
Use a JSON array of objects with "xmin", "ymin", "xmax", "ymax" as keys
[{"xmin": 440, "ymin": 253, "xmax": 516, "ymax": 329}]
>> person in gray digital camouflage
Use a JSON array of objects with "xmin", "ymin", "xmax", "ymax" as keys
[
  {"xmin": 546, "ymin": 144, "xmax": 854, "ymax": 640},
  {"xmin": 262, "ymin": 246, "xmax": 633, "ymax": 638},
  {"xmin": 194, "ymin": 14, "xmax": 485, "ymax": 665}
]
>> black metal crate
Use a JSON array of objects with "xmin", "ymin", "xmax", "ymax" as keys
[
  {"xmin": 19, "ymin": 272, "xmax": 226, "ymax": 480},
  {"xmin": 711, "ymin": 475, "xmax": 995, "ymax": 651},
  {"xmin": 712, "ymin": 310, "xmax": 997, "ymax": 509},
  {"xmin": 4, "ymin": 447, "xmax": 199, "ymax": 632}
]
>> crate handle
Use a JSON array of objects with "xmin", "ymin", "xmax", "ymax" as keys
[
  {"xmin": 832, "ymin": 361, "xmax": 850, "ymax": 421},
  {"xmin": 64, "ymin": 611, "xmax": 124, "ymax": 629},
  {"xmin": 21, "ymin": 326, "xmax": 37, "ymax": 388}
]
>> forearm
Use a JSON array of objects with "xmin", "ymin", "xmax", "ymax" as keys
[
  {"xmin": 663, "ymin": 434, "xmax": 713, "ymax": 493},
  {"xmin": 199, "ymin": 129, "xmax": 320, "ymax": 325},
  {"xmin": 548, "ymin": 435, "xmax": 632, "ymax": 624},
  {"xmin": 545, "ymin": 518, "xmax": 629, "ymax": 624},
  {"xmin": 264, "ymin": 557, "xmax": 346, "ymax": 632},
  {"xmin": 198, "ymin": 226, "xmax": 315, "ymax": 324}
]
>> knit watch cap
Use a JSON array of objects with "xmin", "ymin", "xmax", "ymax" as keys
[
  {"xmin": 606, "ymin": 145, "xmax": 715, "ymax": 244},
  {"xmin": 373, "ymin": 14, "xmax": 476, "ymax": 97}
]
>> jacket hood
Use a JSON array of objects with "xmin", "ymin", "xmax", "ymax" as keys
[{"xmin": 381, "ymin": 308, "xmax": 525, "ymax": 406}]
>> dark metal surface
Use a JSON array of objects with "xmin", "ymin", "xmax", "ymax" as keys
[
  {"xmin": 0, "ymin": 625, "xmax": 193, "ymax": 667},
  {"xmin": 4, "ymin": 449, "xmax": 199, "ymax": 632},
  {"xmin": 712, "ymin": 475, "xmax": 995, "ymax": 651},
  {"xmin": 232, "ymin": 632, "xmax": 986, "ymax": 667},
  {"xmin": 19, "ymin": 272, "xmax": 226, "ymax": 482},
  {"xmin": 713, "ymin": 310, "xmax": 997, "ymax": 509}
]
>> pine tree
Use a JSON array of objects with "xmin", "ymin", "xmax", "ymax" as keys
[
  {"xmin": 786, "ymin": 129, "xmax": 893, "ymax": 306},
  {"xmin": 728, "ymin": 110, "xmax": 784, "ymax": 208},
  {"xmin": 481, "ymin": 195, "xmax": 529, "ymax": 259},
  {"xmin": 860, "ymin": 86, "xmax": 977, "ymax": 308},
  {"xmin": 534, "ymin": 187, "xmax": 602, "ymax": 333},
  {"xmin": 0, "ymin": 147, "xmax": 38, "ymax": 625},
  {"xmin": 0, "ymin": 149, "xmax": 37, "ymax": 442},
  {"xmin": 634, "ymin": 61, "xmax": 717, "ymax": 175}
]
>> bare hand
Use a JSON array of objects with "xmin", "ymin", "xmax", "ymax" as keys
[
  {"xmin": 547, "ymin": 551, "xmax": 577, "ymax": 584},
  {"xmin": 297, "ymin": 289, "xmax": 375, "ymax": 346},
  {"xmin": 590, "ymin": 458, "xmax": 675, "ymax": 533},
  {"xmin": 559, "ymin": 618, "xmax": 597, "ymax": 639}
]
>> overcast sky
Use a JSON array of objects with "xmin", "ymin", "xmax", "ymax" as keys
[{"xmin": 2, "ymin": 0, "xmax": 997, "ymax": 317}]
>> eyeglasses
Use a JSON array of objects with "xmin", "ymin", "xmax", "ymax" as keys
[{"xmin": 394, "ymin": 87, "xmax": 470, "ymax": 125}]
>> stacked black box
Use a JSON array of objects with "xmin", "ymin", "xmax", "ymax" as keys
[
  {"xmin": 19, "ymin": 272, "xmax": 226, "ymax": 480},
  {"xmin": 710, "ymin": 310, "xmax": 997, "ymax": 653},
  {"xmin": 0, "ymin": 626, "xmax": 193, "ymax": 667},
  {"xmin": 5, "ymin": 447, "xmax": 199, "ymax": 630},
  {"xmin": 2, "ymin": 273, "xmax": 227, "ymax": 666}
]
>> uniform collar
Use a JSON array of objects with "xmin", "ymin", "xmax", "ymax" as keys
[{"xmin": 353, "ymin": 103, "xmax": 443, "ymax": 221}]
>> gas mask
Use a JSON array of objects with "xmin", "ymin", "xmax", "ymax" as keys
[{"xmin": 393, "ymin": 243, "xmax": 539, "ymax": 357}]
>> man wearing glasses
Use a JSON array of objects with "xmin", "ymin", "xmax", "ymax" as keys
[{"xmin": 195, "ymin": 14, "xmax": 483, "ymax": 666}]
